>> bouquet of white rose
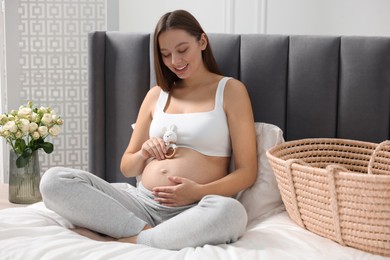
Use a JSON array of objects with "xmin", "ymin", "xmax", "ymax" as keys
[{"xmin": 0, "ymin": 101, "xmax": 63, "ymax": 168}]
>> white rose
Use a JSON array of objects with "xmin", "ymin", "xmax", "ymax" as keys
[
  {"xmin": 2, "ymin": 130, "xmax": 10, "ymax": 137},
  {"xmin": 0, "ymin": 114, "xmax": 6, "ymax": 124},
  {"xmin": 31, "ymin": 112, "xmax": 38, "ymax": 122},
  {"xmin": 56, "ymin": 118, "xmax": 64, "ymax": 125},
  {"xmin": 15, "ymin": 130, "xmax": 23, "ymax": 138},
  {"xmin": 18, "ymin": 118, "xmax": 30, "ymax": 133},
  {"xmin": 39, "ymin": 106, "xmax": 48, "ymax": 113},
  {"xmin": 49, "ymin": 125, "xmax": 61, "ymax": 136},
  {"xmin": 29, "ymin": 122, "xmax": 38, "ymax": 133},
  {"xmin": 31, "ymin": 131, "xmax": 40, "ymax": 140},
  {"xmin": 38, "ymin": 126, "xmax": 48, "ymax": 136},
  {"xmin": 17, "ymin": 107, "xmax": 32, "ymax": 118},
  {"xmin": 4, "ymin": 121, "xmax": 17, "ymax": 133},
  {"xmin": 41, "ymin": 113, "xmax": 53, "ymax": 125},
  {"xmin": 51, "ymin": 114, "xmax": 59, "ymax": 121}
]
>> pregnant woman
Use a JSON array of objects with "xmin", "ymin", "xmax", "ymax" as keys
[{"xmin": 40, "ymin": 9, "xmax": 257, "ymax": 250}]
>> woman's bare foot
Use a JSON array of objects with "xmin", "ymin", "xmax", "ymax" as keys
[{"xmin": 72, "ymin": 227, "xmax": 115, "ymax": 242}]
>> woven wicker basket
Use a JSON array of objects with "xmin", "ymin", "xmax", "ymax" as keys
[{"xmin": 266, "ymin": 138, "xmax": 390, "ymax": 256}]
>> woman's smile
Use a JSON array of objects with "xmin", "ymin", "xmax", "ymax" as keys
[
  {"xmin": 175, "ymin": 64, "xmax": 188, "ymax": 71},
  {"xmin": 174, "ymin": 64, "xmax": 189, "ymax": 76}
]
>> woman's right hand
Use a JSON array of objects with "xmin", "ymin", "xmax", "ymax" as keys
[{"xmin": 141, "ymin": 137, "xmax": 167, "ymax": 160}]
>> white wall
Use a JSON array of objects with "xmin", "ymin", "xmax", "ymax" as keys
[
  {"xmin": 267, "ymin": 0, "xmax": 390, "ymax": 36},
  {"xmin": 118, "ymin": 0, "xmax": 237, "ymax": 33},
  {"xmin": 0, "ymin": 0, "xmax": 6, "ymax": 183},
  {"xmin": 115, "ymin": 0, "xmax": 390, "ymax": 36},
  {"xmin": 117, "ymin": 0, "xmax": 268, "ymax": 34}
]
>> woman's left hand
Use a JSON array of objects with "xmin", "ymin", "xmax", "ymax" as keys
[{"xmin": 152, "ymin": 176, "xmax": 202, "ymax": 207}]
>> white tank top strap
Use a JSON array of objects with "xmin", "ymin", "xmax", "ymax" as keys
[
  {"xmin": 155, "ymin": 88, "xmax": 169, "ymax": 112},
  {"xmin": 215, "ymin": 77, "xmax": 231, "ymax": 108}
]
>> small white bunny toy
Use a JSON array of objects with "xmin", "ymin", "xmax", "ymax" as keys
[{"xmin": 163, "ymin": 125, "xmax": 178, "ymax": 159}]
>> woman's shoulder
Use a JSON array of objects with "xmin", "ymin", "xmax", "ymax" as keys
[
  {"xmin": 224, "ymin": 77, "xmax": 247, "ymax": 94},
  {"xmin": 223, "ymin": 77, "xmax": 250, "ymax": 106},
  {"xmin": 141, "ymin": 85, "xmax": 164, "ymax": 109},
  {"xmin": 145, "ymin": 85, "xmax": 164, "ymax": 99},
  {"xmin": 149, "ymin": 85, "xmax": 164, "ymax": 94}
]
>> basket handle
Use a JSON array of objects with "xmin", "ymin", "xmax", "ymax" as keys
[
  {"xmin": 368, "ymin": 140, "xmax": 390, "ymax": 175},
  {"xmin": 285, "ymin": 159, "xmax": 310, "ymax": 228},
  {"xmin": 326, "ymin": 164, "xmax": 349, "ymax": 246}
]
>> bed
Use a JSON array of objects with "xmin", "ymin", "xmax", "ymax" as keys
[{"xmin": 1, "ymin": 32, "xmax": 389, "ymax": 259}]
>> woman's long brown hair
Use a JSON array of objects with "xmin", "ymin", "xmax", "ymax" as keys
[{"xmin": 153, "ymin": 10, "xmax": 221, "ymax": 91}]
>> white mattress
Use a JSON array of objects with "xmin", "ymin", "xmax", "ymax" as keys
[{"xmin": 0, "ymin": 203, "xmax": 387, "ymax": 260}]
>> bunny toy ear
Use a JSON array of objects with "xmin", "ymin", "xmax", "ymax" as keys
[{"xmin": 168, "ymin": 125, "xmax": 176, "ymax": 131}]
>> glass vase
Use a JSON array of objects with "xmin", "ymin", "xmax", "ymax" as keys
[{"xmin": 8, "ymin": 150, "xmax": 42, "ymax": 204}]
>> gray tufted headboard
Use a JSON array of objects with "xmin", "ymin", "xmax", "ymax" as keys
[{"xmin": 88, "ymin": 32, "xmax": 390, "ymax": 184}]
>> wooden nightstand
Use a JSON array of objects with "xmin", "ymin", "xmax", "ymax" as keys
[{"xmin": 0, "ymin": 183, "xmax": 28, "ymax": 210}]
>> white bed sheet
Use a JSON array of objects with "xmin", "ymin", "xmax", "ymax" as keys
[{"xmin": 0, "ymin": 203, "xmax": 387, "ymax": 260}]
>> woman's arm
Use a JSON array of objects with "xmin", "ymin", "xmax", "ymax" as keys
[
  {"xmin": 120, "ymin": 86, "xmax": 166, "ymax": 178},
  {"xmin": 199, "ymin": 79, "xmax": 258, "ymax": 196}
]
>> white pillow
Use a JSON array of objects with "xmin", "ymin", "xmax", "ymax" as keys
[{"xmin": 235, "ymin": 122, "xmax": 285, "ymax": 222}]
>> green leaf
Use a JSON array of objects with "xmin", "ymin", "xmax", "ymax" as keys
[
  {"xmin": 29, "ymin": 138, "xmax": 42, "ymax": 151},
  {"xmin": 22, "ymin": 148, "xmax": 32, "ymax": 158},
  {"xmin": 14, "ymin": 139, "xmax": 26, "ymax": 155},
  {"xmin": 16, "ymin": 154, "xmax": 29, "ymax": 168},
  {"xmin": 41, "ymin": 142, "xmax": 54, "ymax": 154},
  {"xmin": 16, "ymin": 149, "xmax": 33, "ymax": 168}
]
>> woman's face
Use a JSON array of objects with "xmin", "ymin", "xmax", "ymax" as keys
[{"xmin": 158, "ymin": 29, "xmax": 206, "ymax": 80}]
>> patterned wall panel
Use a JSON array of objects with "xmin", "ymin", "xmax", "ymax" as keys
[{"xmin": 16, "ymin": 0, "xmax": 106, "ymax": 173}]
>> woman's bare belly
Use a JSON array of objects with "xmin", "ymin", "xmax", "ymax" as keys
[{"xmin": 141, "ymin": 147, "xmax": 230, "ymax": 190}]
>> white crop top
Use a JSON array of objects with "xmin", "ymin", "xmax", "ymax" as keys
[{"xmin": 149, "ymin": 77, "xmax": 232, "ymax": 157}]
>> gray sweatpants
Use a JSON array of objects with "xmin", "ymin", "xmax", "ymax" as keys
[{"xmin": 39, "ymin": 167, "xmax": 248, "ymax": 250}]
